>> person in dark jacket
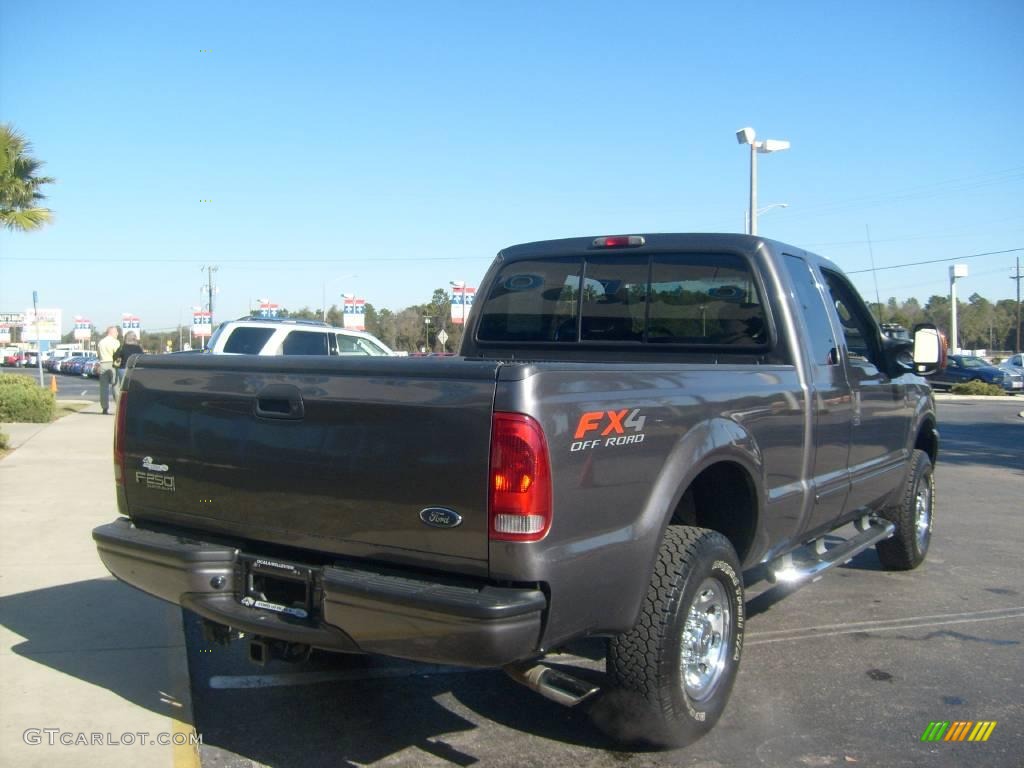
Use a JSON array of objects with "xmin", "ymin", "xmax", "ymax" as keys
[{"xmin": 114, "ymin": 331, "xmax": 144, "ymax": 386}]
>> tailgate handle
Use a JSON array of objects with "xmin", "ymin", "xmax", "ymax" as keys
[{"xmin": 255, "ymin": 384, "xmax": 305, "ymax": 420}]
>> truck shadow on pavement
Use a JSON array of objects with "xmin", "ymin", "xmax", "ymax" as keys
[
  {"xmin": 181, "ymin": 609, "xmax": 628, "ymax": 767},
  {"xmin": 0, "ymin": 578, "xmax": 642, "ymax": 764},
  {"xmin": 0, "ymin": 578, "xmax": 193, "ymax": 720}
]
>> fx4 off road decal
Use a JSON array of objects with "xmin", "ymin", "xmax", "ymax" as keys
[{"xmin": 571, "ymin": 408, "xmax": 647, "ymax": 452}]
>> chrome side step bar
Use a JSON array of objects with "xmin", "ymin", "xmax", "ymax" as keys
[
  {"xmin": 770, "ymin": 515, "xmax": 895, "ymax": 586},
  {"xmin": 504, "ymin": 663, "xmax": 600, "ymax": 708}
]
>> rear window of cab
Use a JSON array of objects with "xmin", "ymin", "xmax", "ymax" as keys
[{"xmin": 476, "ymin": 253, "xmax": 769, "ymax": 347}]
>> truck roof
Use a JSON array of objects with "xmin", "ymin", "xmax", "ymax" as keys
[{"xmin": 496, "ymin": 232, "xmax": 842, "ymax": 273}]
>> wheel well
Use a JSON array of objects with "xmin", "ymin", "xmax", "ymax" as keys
[
  {"xmin": 915, "ymin": 420, "xmax": 938, "ymax": 465},
  {"xmin": 670, "ymin": 462, "xmax": 757, "ymax": 563}
]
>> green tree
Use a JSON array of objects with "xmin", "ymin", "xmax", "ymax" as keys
[
  {"xmin": 922, "ymin": 295, "xmax": 951, "ymax": 338},
  {"xmin": 0, "ymin": 124, "xmax": 55, "ymax": 232}
]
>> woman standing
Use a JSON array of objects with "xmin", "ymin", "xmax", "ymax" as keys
[{"xmin": 115, "ymin": 331, "xmax": 144, "ymax": 389}]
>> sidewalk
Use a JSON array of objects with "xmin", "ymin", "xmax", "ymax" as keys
[{"xmin": 0, "ymin": 403, "xmax": 199, "ymax": 767}]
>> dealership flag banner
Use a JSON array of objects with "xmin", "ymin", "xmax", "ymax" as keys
[
  {"xmin": 450, "ymin": 286, "xmax": 476, "ymax": 325},
  {"xmin": 343, "ymin": 297, "xmax": 366, "ymax": 331},
  {"xmin": 22, "ymin": 308, "xmax": 62, "ymax": 342},
  {"xmin": 121, "ymin": 314, "xmax": 142, "ymax": 336},
  {"xmin": 73, "ymin": 317, "xmax": 92, "ymax": 342},
  {"xmin": 192, "ymin": 311, "xmax": 212, "ymax": 338}
]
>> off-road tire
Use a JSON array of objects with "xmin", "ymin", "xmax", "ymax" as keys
[
  {"xmin": 600, "ymin": 526, "xmax": 744, "ymax": 747},
  {"xmin": 876, "ymin": 449, "xmax": 934, "ymax": 570}
]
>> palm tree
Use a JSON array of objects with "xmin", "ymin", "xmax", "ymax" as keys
[{"xmin": 0, "ymin": 123, "xmax": 55, "ymax": 232}]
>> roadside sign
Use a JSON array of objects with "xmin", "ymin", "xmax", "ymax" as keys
[
  {"xmin": 192, "ymin": 311, "xmax": 212, "ymax": 338},
  {"xmin": 22, "ymin": 308, "xmax": 62, "ymax": 341},
  {"xmin": 437, "ymin": 329, "xmax": 449, "ymax": 346}
]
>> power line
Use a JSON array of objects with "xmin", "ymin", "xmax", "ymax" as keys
[
  {"xmin": 803, "ymin": 216, "xmax": 1024, "ymax": 249},
  {"xmin": 846, "ymin": 247, "xmax": 1024, "ymax": 275},
  {"xmin": 782, "ymin": 166, "xmax": 1024, "ymax": 222}
]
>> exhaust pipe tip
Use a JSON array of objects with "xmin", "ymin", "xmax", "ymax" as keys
[{"xmin": 505, "ymin": 663, "xmax": 600, "ymax": 708}]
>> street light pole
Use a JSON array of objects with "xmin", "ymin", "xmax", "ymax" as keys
[
  {"xmin": 736, "ymin": 127, "xmax": 790, "ymax": 235},
  {"xmin": 949, "ymin": 264, "xmax": 968, "ymax": 355},
  {"xmin": 749, "ymin": 141, "xmax": 757, "ymax": 235}
]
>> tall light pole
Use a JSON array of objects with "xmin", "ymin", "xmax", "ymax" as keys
[
  {"xmin": 736, "ymin": 127, "xmax": 790, "ymax": 235},
  {"xmin": 949, "ymin": 264, "xmax": 968, "ymax": 355}
]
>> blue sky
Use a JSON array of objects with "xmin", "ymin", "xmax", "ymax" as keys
[{"xmin": 2, "ymin": 0, "xmax": 1023, "ymax": 333}]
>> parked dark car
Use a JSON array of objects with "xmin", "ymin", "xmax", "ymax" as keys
[
  {"xmin": 67, "ymin": 356, "xmax": 97, "ymax": 377},
  {"xmin": 931, "ymin": 354, "xmax": 1018, "ymax": 392}
]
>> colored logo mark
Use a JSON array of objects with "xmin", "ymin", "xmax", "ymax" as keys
[{"xmin": 920, "ymin": 721, "xmax": 997, "ymax": 742}]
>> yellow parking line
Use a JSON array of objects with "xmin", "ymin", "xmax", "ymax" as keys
[{"xmin": 172, "ymin": 716, "xmax": 200, "ymax": 768}]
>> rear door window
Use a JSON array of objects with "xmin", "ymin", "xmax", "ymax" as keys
[
  {"xmin": 281, "ymin": 330, "xmax": 330, "ymax": 356},
  {"xmin": 783, "ymin": 255, "xmax": 839, "ymax": 366}
]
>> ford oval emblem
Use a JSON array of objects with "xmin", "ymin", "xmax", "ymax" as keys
[{"xmin": 419, "ymin": 507, "xmax": 463, "ymax": 529}]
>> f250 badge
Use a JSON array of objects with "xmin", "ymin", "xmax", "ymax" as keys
[
  {"xmin": 571, "ymin": 408, "xmax": 647, "ymax": 452},
  {"xmin": 136, "ymin": 457, "xmax": 175, "ymax": 492}
]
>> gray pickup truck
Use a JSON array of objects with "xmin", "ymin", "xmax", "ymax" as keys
[{"xmin": 94, "ymin": 233, "xmax": 944, "ymax": 746}]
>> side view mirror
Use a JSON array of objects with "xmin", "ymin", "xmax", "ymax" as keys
[{"xmin": 911, "ymin": 324, "xmax": 946, "ymax": 376}]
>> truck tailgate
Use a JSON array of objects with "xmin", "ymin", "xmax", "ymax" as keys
[{"xmin": 122, "ymin": 355, "xmax": 500, "ymax": 576}]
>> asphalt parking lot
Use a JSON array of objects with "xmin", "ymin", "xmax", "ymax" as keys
[
  {"xmin": 178, "ymin": 399, "xmax": 1023, "ymax": 768},
  {"xmin": 3, "ymin": 366, "xmax": 103, "ymax": 402}
]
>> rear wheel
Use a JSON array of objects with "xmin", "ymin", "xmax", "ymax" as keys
[
  {"xmin": 876, "ymin": 449, "xmax": 934, "ymax": 570},
  {"xmin": 599, "ymin": 527, "xmax": 744, "ymax": 747}
]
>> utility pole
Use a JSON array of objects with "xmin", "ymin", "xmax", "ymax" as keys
[
  {"xmin": 1012, "ymin": 256, "xmax": 1022, "ymax": 354},
  {"xmin": 202, "ymin": 265, "xmax": 219, "ymax": 325}
]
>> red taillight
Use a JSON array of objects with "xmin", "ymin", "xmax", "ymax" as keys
[
  {"xmin": 489, "ymin": 413, "xmax": 552, "ymax": 542},
  {"xmin": 592, "ymin": 235, "xmax": 645, "ymax": 248},
  {"xmin": 114, "ymin": 391, "xmax": 128, "ymax": 485}
]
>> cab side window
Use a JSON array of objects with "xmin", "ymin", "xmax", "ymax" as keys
[{"xmin": 820, "ymin": 269, "xmax": 882, "ymax": 369}]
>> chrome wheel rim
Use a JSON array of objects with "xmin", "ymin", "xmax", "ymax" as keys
[
  {"xmin": 680, "ymin": 578, "xmax": 731, "ymax": 701},
  {"xmin": 915, "ymin": 477, "xmax": 933, "ymax": 553}
]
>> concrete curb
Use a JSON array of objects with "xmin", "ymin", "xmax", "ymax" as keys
[{"xmin": 932, "ymin": 393, "xmax": 1022, "ymax": 403}]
